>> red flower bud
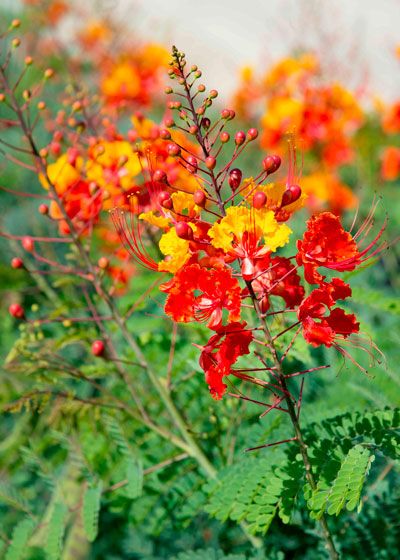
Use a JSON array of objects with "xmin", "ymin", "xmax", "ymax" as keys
[
  {"xmin": 158, "ymin": 191, "xmax": 173, "ymax": 209},
  {"xmin": 175, "ymin": 222, "xmax": 193, "ymax": 240},
  {"xmin": 189, "ymin": 125, "xmax": 198, "ymax": 134},
  {"xmin": 247, "ymin": 128, "xmax": 259, "ymax": 140},
  {"xmin": 235, "ymin": 131, "xmax": 246, "ymax": 146},
  {"xmin": 11, "ymin": 257, "xmax": 24, "ymax": 269},
  {"xmin": 38, "ymin": 204, "xmax": 49, "ymax": 215},
  {"xmin": 205, "ymin": 156, "xmax": 216, "ymax": 170},
  {"xmin": 281, "ymin": 184, "xmax": 302, "ymax": 207},
  {"xmin": 220, "ymin": 132, "xmax": 230, "ymax": 143},
  {"xmin": 186, "ymin": 155, "xmax": 198, "ymax": 173},
  {"xmin": 221, "ymin": 109, "xmax": 230, "ymax": 119},
  {"xmin": 193, "ymin": 189, "xmax": 206, "ymax": 207},
  {"xmin": 164, "ymin": 118, "xmax": 175, "ymax": 128},
  {"xmin": 98, "ymin": 257, "xmax": 109, "ymax": 269},
  {"xmin": 22, "ymin": 236, "xmax": 34, "ymax": 252},
  {"xmin": 167, "ymin": 143, "xmax": 181, "ymax": 157},
  {"xmin": 263, "ymin": 154, "xmax": 281, "ymax": 174},
  {"xmin": 228, "ymin": 168, "xmax": 242, "ymax": 191},
  {"xmin": 9, "ymin": 303, "xmax": 24, "ymax": 319},
  {"xmin": 252, "ymin": 191, "xmax": 267, "ymax": 209},
  {"xmin": 91, "ymin": 340, "xmax": 105, "ymax": 357},
  {"xmin": 160, "ymin": 128, "xmax": 171, "ymax": 139},
  {"xmin": 201, "ymin": 117, "xmax": 211, "ymax": 130},
  {"xmin": 153, "ymin": 169, "xmax": 168, "ymax": 183}
]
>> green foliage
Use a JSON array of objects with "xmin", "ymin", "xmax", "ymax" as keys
[
  {"xmin": 82, "ymin": 482, "xmax": 103, "ymax": 543},
  {"xmin": 5, "ymin": 518, "xmax": 36, "ymax": 560},
  {"xmin": 45, "ymin": 503, "xmax": 67, "ymax": 560}
]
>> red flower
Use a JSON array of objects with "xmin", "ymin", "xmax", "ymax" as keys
[
  {"xmin": 251, "ymin": 255, "xmax": 305, "ymax": 312},
  {"xmin": 296, "ymin": 211, "xmax": 386, "ymax": 284},
  {"xmin": 198, "ymin": 322, "xmax": 253, "ymax": 399},
  {"xmin": 298, "ymin": 278, "xmax": 359, "ymax": 347},
  {"xmin": 160, "ymin": 264, "xmax": 241, "ymax": 329}
]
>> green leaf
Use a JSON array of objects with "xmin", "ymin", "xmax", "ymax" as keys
[
  {"xmin": 124, "ymin": 457, "xmax": 143, "ymax": 500},
  {"xmin": 351, "ymin": 287, "xmax": 400, "ymax": 315},
  {"xmin": 5, "ymin": 518, "xmax": 35, "ymax": 560},
  {"xmin": 82, "ymin": 482, "xmax": 103, "ymax": 542},
  {"xmin": 45, "ymin": 502, "xmax": 67, "ymax": 560}
]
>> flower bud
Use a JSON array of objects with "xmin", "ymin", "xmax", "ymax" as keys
[
  {"xmin": 247, "ymin": 128, "xmax": 259, "ymax": 140},
  {"xmin": 98, "ymin": 257, "xmax": 109, "ymax": 269},
  {"xmin": 22, "ymin": 236, "xmax": 34, "ymax": 252},
  {"xmin": 281, "ymin": 184, "xmax": 302, "ymax": 207},
  {"xmin": 153, "ymin": 169, "xmax": 168, "ymax": 183},
  {"xmin": 44, "ymin": 68, "xmax": 54, "ymax": 79},
  {"xmin": 11, "ymin": 257, "xmax": 24, "ymax": 269},
  {"xmin": 221, "ymin": 109, "xmax": 230, "ymax": 119},
  {"xmin": 209, "ymin": 89, "xmax": 218, "ymax": 99},
  {"xmin": 198, "ymin": 84, "xmax": 206, "ymax": 92},
  {"xmin": 235, "ymin": 131, "xmax": 246, "ymax": 146},
  {"xmin": 158, "ymin": 191, "xmax": 173, "ymax": 209},
  {"xmin": 91, "ymin": 340, "xmax": 105, "ymax": 357},
  {"xmin": 220, "ymin": 132, "xmax": 230, "ymax": 143},
  {"xmin": 263, "ymin": 154, "xmax": 281, "ymax": 174},
  {"xmin": 186, "ymin": 155, "xmax": 198, "ymax": 173},
  {"xmin": 9, "ymin": 303, "xmax": 24, "ymax": 319},
  {"xmin": 25, "ymin": 56, "xmax": 33, "ymax": 66},
  {"xmin": 175, "ymin": 222, "xmax": 193, "ymax": 240},
  {"xmin": 164, "ymin": 118, "xmax": 175, "ymax": 128},
  {"xmin": 189, "ymin": 125, "xmax": 198, "ymax": 134},
  {"xmin": 193, "ymin": 189, "xmax": 206, "ymax": 207},
  {"xmin": 160, "ymin": 128, "xmax": 171, "ymax": 140},
  {"xmin": 201, "ymin": 117, "xmax": 211, "ymax": 130},
  {"xmin": 205, "ymin": 156, "xmax": 216, "ymax": 170},
  {"xmin": 167, "ymin": 143, "xmax": 181, "ymax": 157},
  {"xmin": 252, "ymin": 191, "xmax": 267, "ymax": 209},
  {"xmin": 228, "ymin": 168, "xmax": 242, "ymax": 191},
  {"xmin": 38, "ymin": 204, "xmax": 49, "ymax": 215}
]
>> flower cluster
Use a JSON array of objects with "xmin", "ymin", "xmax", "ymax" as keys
[
  {"xmin": 232, "ymin": 53, "xmax": 364, "ymax": 214},
  {"xmin": 114, "ymin": 48, "xmax": 385, "ymax": 400}
]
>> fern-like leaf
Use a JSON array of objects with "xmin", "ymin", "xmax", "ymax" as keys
[
  {"xmin": 5, "ymin": 518, "xmax": 35, "ymax": 560},
  {"xmin": 45, "ymin": 502, "xmax": 67, "ymax": 560},
  {"xmin": 82, "ymin": 482, "xmax": 102, "ymax": 542}
]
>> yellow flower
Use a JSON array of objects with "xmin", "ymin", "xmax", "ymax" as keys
[
  {"xmin": 41, "ymin": 154, "xmax": 82, "ymax": 194},
  {"xmin": 139, "ymin": 211, "xmax": 170, "ymax": 230},
  {"xmin": 158, "ymin": 228, "xmax": 191, "ymax": 273},
  {"xmin": 171, "ymin": 191, "xmax": 200, "ymax": 215},
  {"xmin": 209, "ymin": 206, "xmax": 291, "ymax": 254},
  {"xmin": 101, "ymin": 61, "xmax": 141, "ymax": 100}
]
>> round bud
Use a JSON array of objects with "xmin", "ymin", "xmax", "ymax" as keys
[
  {"xmin": 91, "ymin": 340, "xmax": 105, "ymax": 357},
  {"xmin": 186, "ymin": 155, "xmax": 198, "ymax": 173},
  {"xmin": 247, "ymin": 128, "xmax": 259, "ymax": 140},
  {"xmin": 167, "ymin": 143, "xmax": 181, "ymax": 157},
  {"xmin": 189, "ymin": 125, "xmax": 199, "ymax": 134},
  {"xmin": 153, "ymin": 169, "xmax": 168, "ymax": 183},
  {"xmin": 220, "ymin": 132, "xmax": 230, "ymax": 143},
  {"xmin": 38, "ymin": 204, "xmax": 48, "ymax": 215},
  {"xmin": 252, "ymin": 191, "xmax": 267, "ymax": 209},
  {"xmin": 160, "ymin": 128, "xmax": 171, "ymax": 140},
  {"xmin": 22, "ymin": 236, "xmax": 34, "ymax": 252},
  {"xmin": 221, "ymin": 109, "xmax": 230, "ymax": 119},
  {"xmin": 0, "ymin": 94, "xmax": 5, "ymax": 102},
  {"xmin": 228, "ymin": 110, "xmax": 236, "ymax": 120},
  {"xmin": 194, "ymin": 71, "xmax": 202, "ymax": 78},
  {"xmin": 235, "ymin": 131, "xmax": 246, "ymax": 146},
  {"xmin": 281, "ymin": 184, "xmax": 301, "ymax": 208},
  {"xmin": 9, "ymin": 303, "xmax": 24, "ymax": 319},
  {"xmin": 22, "ymin": 89, "xmax": 31, "ymax": 101},
  {"xmin": 24, "ymin": 56, "xmax": 33, "ymax": 65},
  {"xmin": 191, "ymin": 65, "xmax": 198, "ymax": 72},
  {"xmin": 158, "ymin": 191, "xmax": 173, "ymax": 209},
  {"xmin": 12, "ymin": 38, "xmax": 21, "ymax": 48},
  {"xmin": 11, "ymin": 19, "xmax": 21, "ymax": 28},
  {"xmin": 44, "ymin": 68, "xmax": 54, "ymax": 79},
  {"xmin": 164, "ymin": 118, "xmax": 175, "ymax": 128},
  {"xmin": 193, "ymin": 189, "xmax": 206, "ymax": 207},
  {"xmin": 98, "ymin": 257, "xmax": 109, "ymax": 269},
  {"xmin": 39, "ymin": 148, "xmax": 48, "ymax": 158},
  {"xmin": 201, "ymin": 117, "xmax": 211, "ymax": 130},
  {"xmin": 228, "ymin": 168, "xmax": 242, "ymax": 191},
  {"xmin": 198, "ymin": 84, "xmax": 206, "ymax": 92},
  {"xmin": 196, "ymin": 106, "xmax": 205, "ymax": 116},
  {"xmin": 164, "ymin": 87, "xmax": 173, "ymax": 94},
  {"xmin": 175, "ymin": 222, "xmax": 193, "ymax": 240},
  {"xmin": 72, "ymin": 100, "xmax": 82, "ymax": 112},
  {"xmin": 173, "ymin": 101, "xmax": 182, "ymax": 109},
  {"xmin": 11, "ymin": 257, "xmax": 24, "ymax": 269},
  {"xmin": 50, "ymin": 141, "xmax": 61, "ymax": 156},
  {"xmin": 209, "ymin": 89, "xmax": 218, "ymax": 99},
  {"xmin": 262, "ymin": 154, "xmax": 281, "ymax": 174},
  {"xmin": 205, "ymin": 156, "xmax": 216, "ymax": 170}
]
